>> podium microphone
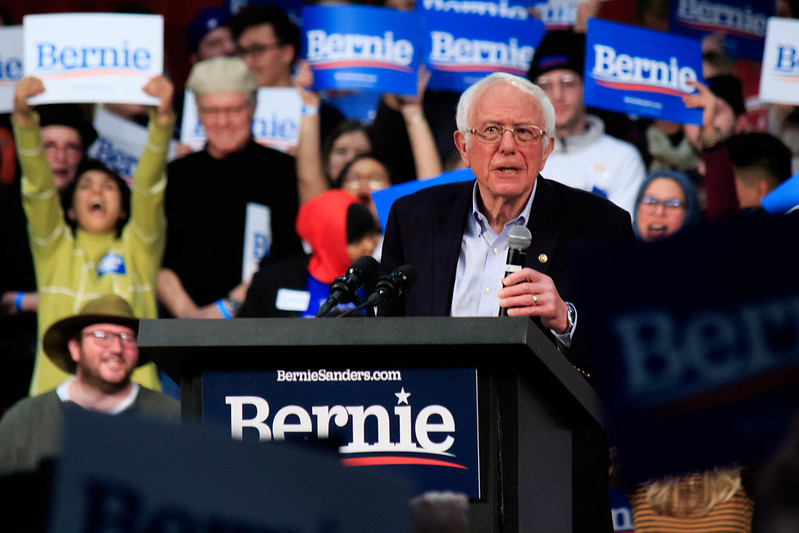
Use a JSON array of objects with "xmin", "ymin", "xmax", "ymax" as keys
[
  {"xmin": 316, "ymin": 255, "xmax": 379, "ymax": 317},
  {"xmin": 499, "ymin": 226, "xmax": 532, "ymax": 317},
  {"xmin": 365, "ymin": 265, "xmax": 417, "ymax": 307}
]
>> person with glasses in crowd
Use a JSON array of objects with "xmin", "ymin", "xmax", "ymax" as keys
[
  {"xmin": 158, "ymin": 57, "xmax": 303, "ymax": 320},
  {"xmin": 527, "ymin": 30, "xmax": 646, "ymax": 214},
  {"xmin": 633, "ymin": 169, "xmax": 701, "ymax": 242},
  {"xmin": 228, "ymin": 3, "xmax": 344, "ymax": 146},
  {"xmin": 378, "ymin": 72, "xmax": 634, "ymax": 532},
  {"xmin": 0, "ymin": 294, "xmax": 179, "ymax": 476}
]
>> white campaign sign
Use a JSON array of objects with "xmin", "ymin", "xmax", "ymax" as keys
[
  {"xmin": 23, "ymin": 13, "xmax": 163, "ymax": 105},
  {"xmin": 180, "ymin": 87, "xmax": 301, "ymax": 153},
  {"xmin": 88, "ymin": 107, "xmax": 179, "ymax": 182},
  {"xmin": 0, "ymin": 26, "xmax": 23, "ymax": 113},
  {"xmin": 759, "ymin": 17, "xmax": 799, "ymax": 105}
]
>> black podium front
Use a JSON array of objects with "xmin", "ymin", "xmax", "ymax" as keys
[{"xmin": 139, "ymin": 316, "xmax": 604, "ymax": 532}]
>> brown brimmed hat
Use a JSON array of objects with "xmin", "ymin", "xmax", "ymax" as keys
[{"xmin": 42, "ymin": 294, "xmax": 141, "ymax": 374}]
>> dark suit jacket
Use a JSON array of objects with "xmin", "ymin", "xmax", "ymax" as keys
[
  {"xmin": 379, "ymin": 176, "xmax": 633, "ymax": 533},
  {"xmin": 379, "ymin": 175, "xmax": 634, "ymax": 316}
]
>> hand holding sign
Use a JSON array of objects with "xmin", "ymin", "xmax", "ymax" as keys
[
  {"xmin": 12, "ymin": 76, "xmax": 45, "ymax": 128},
  {"xmin": 681, "ymin": 79, "xmax": 721, "ymax": 147},
  {"xmin": 142, "ymin": 74, "xmax": 174, "ymax": 126}
]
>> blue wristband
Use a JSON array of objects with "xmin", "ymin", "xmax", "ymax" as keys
[
  {"xmin": 215, "ymin": 299, "xmax": 233, "ymax": 319},
  {"xmin": 14, "ymin": 292, "xmax": 24, "ymax": 313}
]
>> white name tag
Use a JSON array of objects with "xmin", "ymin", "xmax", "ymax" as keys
[{"xmin": 276, "ymin": 289, "xmax": 311, "ymax": 312}]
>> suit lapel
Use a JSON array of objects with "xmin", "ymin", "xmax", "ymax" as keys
[
  {"xmin": 526, "ymin": 176, "xmax": 563, "ymax": 276},
  {"xmin": 431, "ymin": 182, "xmax": 474, "ymax": 315}
]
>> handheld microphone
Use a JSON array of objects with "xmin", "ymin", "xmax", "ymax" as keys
[
  {"xmin": 499, "ymin": 226, "xmax": 532, "ymax": 317},
  {"xmin": 365, "ymin": 265, "xmax": 417, "ymax": 307},
  {"xmin": 316, "ymin": 255, "xmax": 379, "ymax": 317}
]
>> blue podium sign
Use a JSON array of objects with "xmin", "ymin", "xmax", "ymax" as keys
[
  {"xmin": 670, "ymin": 0, "xmax": 771, "ymax": 61},
  {"xmin": 584, "ymin": 19, "xmax": 704, "ymax": 125},
  {"xmin": 202, "ymin": 367, "xmax": 481, "ymax": 497},
  {"xmin": 423, "ymin": 11, "xmax": 545, "ymax": 92},
  {"xmin": 302, "ymin": 5, "xmax": 420, "ymax": 96}
]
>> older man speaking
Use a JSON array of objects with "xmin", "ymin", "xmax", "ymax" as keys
[{"xmin": 379, "ymin": 72, "xmax": 634, "ymax": 532}]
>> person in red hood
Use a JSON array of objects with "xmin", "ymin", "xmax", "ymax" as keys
[{"xmin": 238, "ymin": 189, "xmax": 381, "ymax": 317}]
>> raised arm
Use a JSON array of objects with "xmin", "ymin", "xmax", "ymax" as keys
[
  {"xmin": 12, "ymin": 77, "xmax": 68, "ymax": 256},
  {"xmin": 294, "ymin": 60, "xmax": 330, "ymax": 205},
  {"xmin": 383, "ymin": 67, "xmax": 443, "ymax": 180},
  {"xmin": 126, "ymin": 75, "xmax": 176, "ymax": 256}
]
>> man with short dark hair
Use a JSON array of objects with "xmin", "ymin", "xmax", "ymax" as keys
[
  {"xmin": 228, "ymin": 4, "xmax": 343, "ymax": 145},
  {"xmin": 229, "ymin": 3, "xmax": 298, "ymax": 89},
  {"xmin": 727, "ymin": 132, "xmax": 792, "ymax": 211},
  {"xmin": 0, "ymin": 295, "xmax": 179, "ymax": 475}
]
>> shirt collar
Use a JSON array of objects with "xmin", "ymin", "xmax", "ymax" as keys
[{"xmin": 469, "ymin": 178, "xmax": 538, "ymax": 236}]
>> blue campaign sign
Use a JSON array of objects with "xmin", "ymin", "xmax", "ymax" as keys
[
  {"xmin": 584, "ymin": 19, "xmax": 704, "ymax": 125},
  {"xmin": 423, "ymin": 11, "xmax": 545, "ymax": 92},
  {"xmin": 372, "ymin": 168, "xmax": 475, "ymax": 231},
  {"xmin": 669, "ymin": 0, "xmax": 772, "ymax": 61},
  {"xmin": 416, "ymin": 0, "xmax": 532, "ymax": 21},
  {"xmin": 202, "ymin": 367, "xmax": 481, "ymax": 497},
  {"xmin": 573, "ymin": 213, "xmax": 799, "ymax": 487},
  {"xmin": 761, "ymin": 172, "xmax": 799, "ymax": 214},
  {"xmin": 301, "ymin": 5, "xmax": 421, "ymax": 96}
]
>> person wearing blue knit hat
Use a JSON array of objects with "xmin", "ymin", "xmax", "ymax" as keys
[
  {"xmin": 186, "ymin": 6, "xmax": 235, "ymax": 66},
  {"xmin": 633, "ymin": 169, "xmax": 701, "ymax": 242}
]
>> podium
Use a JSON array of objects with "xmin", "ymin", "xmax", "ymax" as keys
[{"xmin": 139, "ymin": 316, "xmax": 605, "ymax": 532}]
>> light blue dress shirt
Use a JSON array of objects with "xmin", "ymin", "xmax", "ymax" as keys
[{"xmin": 450, "ymin": 180, "xmax": 575, "ymax": 345}]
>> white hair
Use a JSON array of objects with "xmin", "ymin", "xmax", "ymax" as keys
[{"xmin": 455, "ymin": 72, "xmax": 556, "ymax": 140}]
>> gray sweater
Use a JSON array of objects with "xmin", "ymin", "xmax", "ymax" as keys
[{"xmin": 0, "ymin": 385, "xmax": 179, "ymax": 475}]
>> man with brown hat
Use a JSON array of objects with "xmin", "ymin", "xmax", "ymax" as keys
[
  {"xmin": 0, "ymin": 295, "xmax": 179, "ymax": 475},
  {"xmin": 158, "ymin": 57, "xmax": 303, "ymax": 320}
]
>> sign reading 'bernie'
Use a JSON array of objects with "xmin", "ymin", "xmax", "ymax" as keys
[
  {"xmin": 23, "ymin": 13, "xmax": 163, "ymax": 105},
  {"xmin": 202, "ymin": 367, "xmax": 481, "ymax": 497},
  {"xmin": 584, "ymin": 18, "xmax": 704, "ymax": 125},
  {"xmin": 759, "ymin": 17, "xmax": 799, "ymax": 106},
  {"xmin": 302, "ymin": 5, "xmax": 420, "ymax": 96},
  {"xmin": 0, "ymin": 26, "xmax": 23, "ymax": 113},
  {"xmin": 669, "ymin": 0, "xmax": 772, "ymax": 61}
]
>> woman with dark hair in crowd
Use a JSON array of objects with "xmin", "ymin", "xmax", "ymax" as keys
[{"xmin": 294, "ymin": 60, "xmax": 441, "ymax": 205}]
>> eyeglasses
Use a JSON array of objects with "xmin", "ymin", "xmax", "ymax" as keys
[
  {"xmin": 197, "ymin": 103, "xmax": 252, "ymax": 116},
  {"xmin": 468, "ymin": 124, "xmax": 546, "ymax": 146},
  {"xmin": 83, "ymin": 329, "xmax": 137, "ymax": 348},
  {"xmin": 236, "ymin": 42, "xmax": 283, "ymax": 59},
  {"xmin": 640, "ymin": 196, "xmax": 685, "ymax": 211},
  {"xmin": 341, "ymin": 173, "xmax": 389, "ymax": 192},
  {"xmin": 536, "ymin": 73, "xmax": 581, "ymax": 93}
]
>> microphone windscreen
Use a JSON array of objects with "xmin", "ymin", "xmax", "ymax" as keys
[
  {"xmin": 508, "ymin": 226, "xmax": 532, "ymax": 250},
  {"xmin": 352, "ymin": 255, "xmax": 380, "ymax": 292},
  {"xmin": 397, "ymin": 264, "xmax": 417, "ymax": 288}
]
